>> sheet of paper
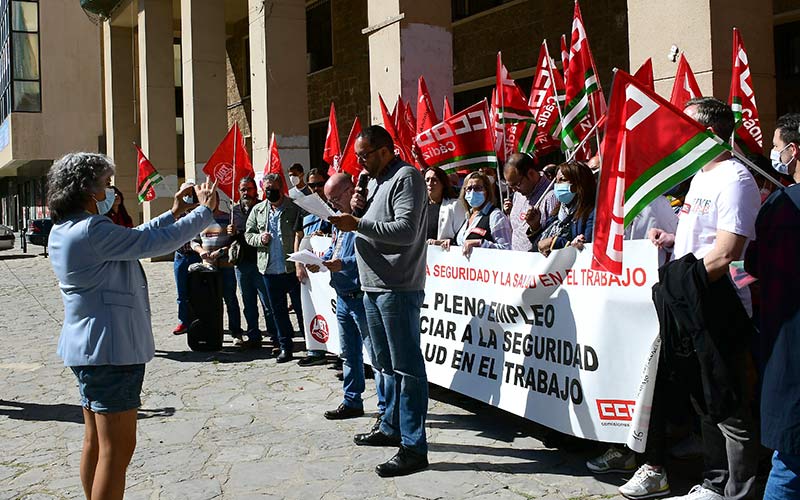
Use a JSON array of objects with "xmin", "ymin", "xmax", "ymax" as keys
[
  {"xmin": 287, "ymin": 249, "xmax": 327, "ymax": 270},
  {"xmin": 292, "ymin": 193, "xmax": 337, "ymax": 221}
]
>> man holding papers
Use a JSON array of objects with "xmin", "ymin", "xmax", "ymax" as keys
[{"xmin": 307, "ymin": 173, "xmax": 386, "ymax": 422}]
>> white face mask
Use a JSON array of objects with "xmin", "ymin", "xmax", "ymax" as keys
[
  {"xmin": 770, "ymin": 144, "xmax": 792, "ymax": 175},
  {"xmin": 289, "ymin": 175, "xmax": 301, "ymax": 187}
]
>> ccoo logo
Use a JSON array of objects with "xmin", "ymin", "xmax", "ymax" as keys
[
  {"xmin": 596, "ymin": 399, "xmax": 636, "ymax": 421},
  {"xmin": 212, "ymin": 162, "xmax": 234, "ymax": 185},
  {"xmin": 310, "ymin": 315, "xmax": 329, "ymax": 343}
]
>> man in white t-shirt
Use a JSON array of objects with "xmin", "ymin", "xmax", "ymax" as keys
[{"xmin": 618, "ymin": 97, "xmax": 760, "ymax": 500}]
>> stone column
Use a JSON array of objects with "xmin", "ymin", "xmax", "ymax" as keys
[
  {"xmin": 103, "ymin": 22, "xmax": 140, "ymax": 224},
  {"xmin": 627, "ymin": 0, "xmax": 775, "ymax": 152},
  {"xmin": 181, "ymin": 0, "xmax": 227, "ymax": 182},
  {"xmin": 138, "ymin": 0, "xmax": 178, "ymax": 221},
  {"xmin": 248, "ymin": 0, "xmax": 309, "ymax": 173},
  {"xmin": 366, "ymin": 0, "xmax": 453, "ymax": 125}
]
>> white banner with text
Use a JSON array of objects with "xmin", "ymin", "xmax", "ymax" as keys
[{"xmin": 300, "ymin": 237, "xmax": 660, "ymax": 452}]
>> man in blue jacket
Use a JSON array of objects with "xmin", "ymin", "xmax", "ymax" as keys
[{"xmin": 307, "ymin": 173, "xmax": 385, "ymax": 423}]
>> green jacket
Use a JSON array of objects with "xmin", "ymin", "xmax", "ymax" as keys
[{"xmin": 244, "ymin": 197, "xmax": 302, "ymax": 274}]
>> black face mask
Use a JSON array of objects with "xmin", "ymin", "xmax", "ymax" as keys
[{"xmin": 266, "ymin": 188, "xmax": 281, "ymax": 203}]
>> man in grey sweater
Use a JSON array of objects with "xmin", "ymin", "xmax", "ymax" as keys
[{"xmin": 329, "ymin": 125, "xmax": 429, "ymax": 477}]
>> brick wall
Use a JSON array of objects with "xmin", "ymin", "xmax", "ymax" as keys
[
  {"xmin": 226, "ymin": 17, "xmax": 252, "ymax": 141},
  {"xmin": 453, "ymin": 0, "xmax": 629, "ymax": 93}
]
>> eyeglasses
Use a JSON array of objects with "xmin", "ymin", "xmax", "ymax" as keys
[
  {"xmin": 465, "ymin": 186, "xmax": 485, "ymax": 193},
  {"xmin": 328, "ymin": 188, "xmax": 351, "ymax": 205},
  {"xmin": 308, "ymin": 181, "xmax": 325, "ymax": 189},
  {"xmin": 356, "ymin": 147, "xmax": 382, "ymax": 162}
]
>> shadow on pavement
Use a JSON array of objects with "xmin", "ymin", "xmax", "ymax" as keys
[
  {"xmin": 0, "ymin": 400, "xmax": 176, "ymax": 423},
  {"xmin": 0, "ymin": 254, "xmax": 37, "ymax": 260},
  {"xmin": 155, "ymin": 347, "xmax": 277, "ymax": 363}
]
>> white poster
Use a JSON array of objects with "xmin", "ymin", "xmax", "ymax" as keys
[{"xmin": 300, "ymin": 237, "xmax": 660, "ymax": 452}]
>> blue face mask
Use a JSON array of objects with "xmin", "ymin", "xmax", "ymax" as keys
[
  {"xmin": 554, "ymin": 182, "xmax": 576, "ymax": 205},
  {"xmin": 465, "ymin": 190, "xmax": 486, "ymax": 208},
  {"xmin": 770, "ymin": 145, "xmax": 791, "ymax": 175},
  {"xmin": 94, "ymin": 188, "xmax": 116, "ymax": 215}
]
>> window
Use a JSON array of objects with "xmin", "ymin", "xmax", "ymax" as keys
[
  {"xmin": 775, "ymin": 21, "xmax": 800, "ymax": 114},
  {"xmin": 308, "ymin": 120, "xmax": 328, "ymax": 172},
  {"xmin": 306, "ymin": 0, "xmax": 332, "ymax": 74},
  {"xmin": 452, "ymin": 0, "xmax": 516, "ymax": 22},
  {"xmin": 0, "ymin": 0, "xmax": 40, "ymax": 121}
]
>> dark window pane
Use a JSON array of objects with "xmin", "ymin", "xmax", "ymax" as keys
[
  {"xmin": 12, "ymin": 32, "xmax": 38, "ymax": 79},
  {"xmin": 12, "ymin": 1, "xmax": 37, "ymax": 32},
  {"xmin": 308, "ymin": 121, "xmax": 328, "ymax": 171},
  {"xmin": 306, "ymin": 1, "xmax": 332, "ymax": 73},
  {"xmin": 13, "ymin": 80, "xmax": 39, "ymax": 111}
]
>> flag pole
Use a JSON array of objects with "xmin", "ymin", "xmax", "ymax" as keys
[
  {"xmin": 543, "ymin": 40, "xmax": 569, "ymax": 154},
  {"xmin": 729, "ymin": 148, "xmax": 784, "ymax": 189},
  {"xmin": 565, "ymin": 119, "xmax": 601, "ymax": 162},
  {"xmin": 497, "ymin": 54, "xmax": 509, "ymax": 204},
  {"xmin": 231, "ymin": 123, "xmax": 237, "ymax": 217}
]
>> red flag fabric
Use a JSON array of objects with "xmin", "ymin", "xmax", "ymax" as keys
[
  {"xmin": 592, "ymin": 70, "xmax": 730, "ymax": 275},
  {"xmin": 134, "ymin": 145, "xmax": 163, "ymax": 203},
  {"xmin": 203, "ymin": 123, "xmax": 254, "ymax": 202},
  {"xmin": 728, "ymin": 28, "xmax": 763, "ymax": 154},
  {"xmin": 339, "ymin": 117, "xmax": 363, "ymax": 177},
  {"xmin": 529, "ymin": 40, "xmax": 566, "ymax": 156},
  {"xmin": 496, "ymin": 52, "xmax": 534, "ymax": 123},
  {"xmin": 323, "ymin": 102, "xmax": 341, "ymax": 176},
  {"xmin": 415, "ymin": 100, "xmax": 497, "ymax": 173},
  {"xmin": 265, "ymin": 133, "xmax": 289, "ymax": 195},
  {"xmin": 443, "ymin": 96, "xmax": 453, "ymax": 120},
  {"xmin": 669, "ymin": 53, "xmax": 702, "ymax": 108},
  {"xmin": 380, "ymin": 94, "xmax": 413, "ymax": 163},
  {"xmin": 560, "ymin": 1, "xmax": 605, "ymax": 154},
  {"xmin": 416, "ymin": 76, "xmax": 438, "ymax": 135},
  {"xmin": 633, "ymin": 58, "xmax": 655, "ymax": 91},
  {"xmin": 490, "ymin": 88, "xmax": 505, "ymax": 164},
  {"xmin": 560, "ymin": 33, "xmax": 570, "ymax": 79}
]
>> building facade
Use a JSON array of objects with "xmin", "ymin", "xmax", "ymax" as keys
[{"xmin": 1, "ymin": 0, "xmax": 797, "ymax": 227}]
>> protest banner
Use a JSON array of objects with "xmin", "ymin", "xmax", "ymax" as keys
[{"xmin": 300, "ymin": 238, "xmax": 661, "ymax": 452}]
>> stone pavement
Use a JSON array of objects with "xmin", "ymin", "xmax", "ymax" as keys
[{"xmin": 0, "ymin": 242, "xmax": 700, "ymax": 500}]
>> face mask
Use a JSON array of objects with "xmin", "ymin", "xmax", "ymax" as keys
[
  {"xmin": 94, "ymin": 188, "xmax": 116, "ymax": 215},
  {"xmin": 289, "ymin": 175, "xmax": 301, "ymax": 187},
  {"xmin": 770, "ymin": 145, "xmax": 791, "ymax": 175},
  {"xmin": 265, "ymin": 188, "xmax": 281, "ymax": 203},
  {"xmin": 465, "ymin": 190, "xmax": 485, "ymax": 208},
  {"xmin": 554, "ymin": 182, "xmax": 576, "ymax": 205}
]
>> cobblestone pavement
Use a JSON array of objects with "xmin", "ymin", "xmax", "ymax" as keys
[{"xmin": 0, "ymin": 242, "xmax": 697, "ymax": 499}]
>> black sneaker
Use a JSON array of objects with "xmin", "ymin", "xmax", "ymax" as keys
[{"xmin": 298, "ymin": 355, "xmax": 327, "ymax": 367}]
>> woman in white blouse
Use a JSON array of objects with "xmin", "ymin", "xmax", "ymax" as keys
[
  {"xmin": 424, "ymin": 167, "xmax": 466, "ymax": 249},
  {"xmin": 446, "ymin": 170, "xmax": 512, "ymax": 257}
]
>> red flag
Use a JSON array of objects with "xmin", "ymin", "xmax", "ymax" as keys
[
  {"xmin": 496, "ymin": 52, "xmax": 535, "ymax": 124},
  {"xmin": 416, "ymin": 100, "xmax": 497, "ymax": 173},
  {"xmin": 339, "ymin": 117, "xmax": 363, "ymax": 177},
  {"xmin": 633, "ymin": 58, "xmax": 654, "ymax": 91},
  {"xmin": 560, "ymin": 34, "xmax": 570, "ymax": 79},
  {"xmin": 443, "ymin": 96, "xmax": 453, "ymax": 120},
  {"xmin": 380, "ymin": 94, "xmax": 413, "ymax": 163},
  {"xmin": 669, "ymin": 53, "xmax": 702, "ymax": 108},
  {"xmin": 560, "ymin": 1, "xmax": 605, "ymax": 154},
  {"xmin": 728, "ymin": 28, "xmax": 763, "ymax": 154},
  {"xmin": 489, "ymin": 88, "xmax": 505, "ymax": 164},
  {"xmin": 323, "ymin": 102, "xmax": 341, "ymax": 176},
  {"xmin": 592, "ymin": 70, "xmax": 730, "ymax": 275},
  {"xmin": 416, "ymin": 76, "xmax": 438, "ymax": 135},
  {"xmin": 203, "ymin": 123, "xmax": 254, "ymax": 202},
  {"xmin": 529, "ymin": 40, "xmax": 566, "ymax": 156},
  {"xmin": 134, "ymin": 144, "xmax": 163, "ymax": 203},
  {"xmin": 265, "ymin": 133, "xmax": 289, "ymax": 195}
]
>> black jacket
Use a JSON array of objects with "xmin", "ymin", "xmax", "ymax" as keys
[{"xmin": 652, "ymin": 254, "xmax": 754, "ymax": 422}]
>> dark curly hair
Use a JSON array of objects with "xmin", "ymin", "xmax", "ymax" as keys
[{"xmin": 47, "ymin": 153, "xmax": 115, "ymax": 223}]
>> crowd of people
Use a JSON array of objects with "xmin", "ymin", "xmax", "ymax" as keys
[{"xmin": 45, "ymin": 94, "xmax": 799, "ymax": 499}]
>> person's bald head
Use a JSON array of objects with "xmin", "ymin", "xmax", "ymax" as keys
[
  {"xmin": 503, "ymin": 153, "xmax": 541, "ymax": 196},
  {"xmin": 324, "ymin": 173, "xmax": 355, "ymax": 213}
]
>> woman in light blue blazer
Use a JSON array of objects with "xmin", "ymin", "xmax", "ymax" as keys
[{"xmin": 47, "ymin": 153, "xmax": 217, "ymax": 500}]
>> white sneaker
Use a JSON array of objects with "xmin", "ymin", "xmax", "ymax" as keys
[
  {"xmin": 619, "ymin": 464, "xmax": 671, "ymax": 499},
  {"xmin": 586, "ymin": 446, "xmax": 637, "ymax": 474},
  {"xmin": 666, "ymin": 485, "xmax": 723, "ymax": 500}
]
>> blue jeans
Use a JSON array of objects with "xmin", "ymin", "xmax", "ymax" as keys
[
  {"xmin": 289, "ymin": 277, "xmax": 305, "ymax": 335},
  {"xmin": 337, "ymin": 293, "xmax": 385, "ymax": 413},
  {"xmin": 220, "ymin": 267, "xmax": 242, "ymax": 335},
  {"xmin": 174, "ymin": 251, "xmax": 200, "ymax": 325},
  {"xmin": 264, "ymin": 272, "xmax": 300, "ymax": 352},
  {"xmin": 765, "ymin": 451, "xmax": 800, "ymax": 500},
  {"xmin": 363, "ymin": 290, "xmax": 428, "ymax": 455},
  {"xmin": 235, "ymin": 260, "xmax": 277, "ymax": 343}
]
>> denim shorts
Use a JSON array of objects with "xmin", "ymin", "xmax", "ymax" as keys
[{"xmin": 70, "ymin": 364, "xmax": 145, "ymax": 414}]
